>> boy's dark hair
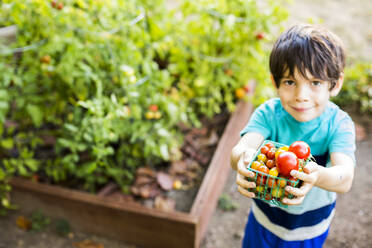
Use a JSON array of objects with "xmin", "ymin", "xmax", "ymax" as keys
[{"xmin": 269, "ymin": 24, "xmax": 345, "ymax": 90}]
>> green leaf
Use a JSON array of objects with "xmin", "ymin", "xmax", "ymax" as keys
[
  {"xmin": 0, "ymin": 138, "xmax": 13, "ymax": 149},
  {"xmin": 26, "ymin": 104, "xmax": 43, "ymax": 128}
]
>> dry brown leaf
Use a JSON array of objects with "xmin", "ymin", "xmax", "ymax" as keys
[
  {"xmin": 154, "ymin": 196, "xmax": 175, "ymax": 212},
  {"xmin": 73, "ymin": 239, "xmax": 104, "ymax": 248},
  {"xmin": 134, "ymin": 175, "xmax": 154, "ymax": 186},
  {"xmin": 16, "ymin": 216, "xmax": 32, "ymax": 231},
  {"xmin": 156, "ymin": 172, "xmax": 173, "ymax": 191},
  {"xmin": 139, "ymin": 185, "xmax": 151, "ymax": 198},
  {"xmin": 136, "ymin": 167, "xmax": 156, "ymax": 178},
  {"xmin": 169, "ymin": 161, "xmax": 187, "ymax": 176}
]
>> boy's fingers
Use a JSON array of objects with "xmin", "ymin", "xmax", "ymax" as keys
[
  {"xmin": 290, "ymin": 170, "xmax": 317, "ymax": 184},
  {"xmin": 237, "ymin": 159, "xmax": 255, "ymax": 178},
  {"xmin": 243, "ymin": 149, "xmax": 256, "ymax": 164},
  {"xmin": 285, "ymin": 183, "xmax": 312, "ymax": 197},
  {"xmin": 303, "ymin": 161, "xmax": 318, "ymax": 174},
  {"xmin": 282, "ymin": 195, "xmax": 305, "ymax": 205},
  {"xmin": 237, "ymin": 186, "xmax": 255, "ymax": 198},
  {"xmin": 236, "ymin": 173, "xmax": 256, "ymax": 189}
]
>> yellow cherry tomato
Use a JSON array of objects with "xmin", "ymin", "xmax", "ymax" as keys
[
  {"xmin": 272, "ymin": 187, "xmax": 284, "ymax": 198},
  {"xmin": 257, "ymin": 154, "xmax": 267, "ymax": 163},
  {"xmin": 269, "ymin": 167, "xmax": 279, "ymax": 177},
  {"xmin": 275, "ymin": 147, "xmax": 288, "ymax": 161}
]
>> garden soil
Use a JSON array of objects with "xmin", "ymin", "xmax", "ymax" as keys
[{"xmin": 1, "ymin": 0, "xmax": 372, "ymax": 247}]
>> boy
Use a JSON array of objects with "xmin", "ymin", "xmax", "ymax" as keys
[{"xmin": 230, "ymin": 24, "xmax": 356, "ymax": 248}]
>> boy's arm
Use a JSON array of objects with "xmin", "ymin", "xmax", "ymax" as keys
[
  {"xmin": 312, "ymin": 152, "xmax": 354, "ymax": 192},
  {"xmin": 230, "ymin": 132, "xmax": 265, "ymax": 171},
  {"xmin": 283, "ymin": 152, "xmax": 355, "ymax": 205}
]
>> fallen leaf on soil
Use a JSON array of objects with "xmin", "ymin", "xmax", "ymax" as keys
[
  {"xmin": 134, "ymin": 175, "xmax": 154, "ymax": 186},
  {"xmin": 16, "ymin": 216, "xmax": 32, "ymax": 231},
  {"xmin": 140, "ymin": 185, "xmax": 151, "ymax": 198},
  {"xmin": 157, "ymin": 172, "xmax": 173, "ymax": 190},
  {"xmin": 73, "ymin": 240, "xmax": 104, "ymax": 248},
  {"xmin": 154, "ymin": 196, "xmax": 175, "ymax": 212},
  {"xmin": 169, "ymin": 160, "xmax": 187, "ymax": 176},
  {"xmin": 136, "ymin": 167, "xmax": 156, "ymax": 178}
]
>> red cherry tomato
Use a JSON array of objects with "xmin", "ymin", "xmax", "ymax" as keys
[
  {"xmin": 266, "ymin": 159, "xmax": 275, "ymax": 169},
  {"xmin": 256, "ymin": 175, "xmax": 266, "ymax": 185},
  {"xmin": 289, "ymin": 141, "xmax": 311, "ymax": 160},
  {"xmin": 265, "ymin": 142, "xmax": 275, "ymax": 150},
  {"xmin": 276, "ymin": 151, "xmax": 299, "ymax": 177},
  {"xmin": 260, "ymin": 146, "xmax": 269, "ymax": 155},
  {"xmin": 267, "ymin": 149, "xmax": 276, "ymax": 160}
]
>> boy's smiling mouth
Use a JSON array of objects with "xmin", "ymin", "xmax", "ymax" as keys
[{"xmin": 291, "ymin": 106, "xmax": 313, "ymax": 112}]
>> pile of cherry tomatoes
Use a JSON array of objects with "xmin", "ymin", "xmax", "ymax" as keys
[{"xmin": 248, "ymin": 140, "xmax": 311, "ymax": 203}]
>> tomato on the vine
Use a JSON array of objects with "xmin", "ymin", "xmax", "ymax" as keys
[
  {"xmin": 289, "ymin": 141, "xmax": 311, "ymax": 160},
  {"xmin": 276, "ymin": 151, "xmax": 299, "ymax": 177}
]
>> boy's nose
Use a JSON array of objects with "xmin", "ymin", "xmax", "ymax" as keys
[{"xmin": 295, "ymin": 84, "xmax": 310, "ymax": 102}]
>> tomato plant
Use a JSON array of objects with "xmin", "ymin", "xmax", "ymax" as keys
[{"xmin": 0, "ymin": 0, "xmax": 288, "ymax": 213}]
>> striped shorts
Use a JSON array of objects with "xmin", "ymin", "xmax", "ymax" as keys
[{"xmin": 242, "ymin": 211, "xmax": 329, "ymax": 248}]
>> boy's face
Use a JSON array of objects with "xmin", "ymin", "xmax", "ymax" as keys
[{"xmin": 274, "ymin": 68, "xmax": 342, "ymax": 122}]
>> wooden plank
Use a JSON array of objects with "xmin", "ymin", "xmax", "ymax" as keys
[
  {"xmin": 191, "ymin": 95, "xmax": 255, "ymax": 247},
  {"xmin": 11, "ymin": 178, "xmax": 197, "ymax": 248}
]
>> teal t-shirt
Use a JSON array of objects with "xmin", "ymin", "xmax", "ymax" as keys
[
  {"xmin": 240, "ymin": 98, "xmax": 356, "ymax": 163},
  {"xmin": 240, "ymin": 98, "xmax": 356, "ymax": 240}
]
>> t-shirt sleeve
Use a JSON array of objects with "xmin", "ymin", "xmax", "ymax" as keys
[
  {"xmin": 329, "ymin": 115, "xmax": 356, "ymax": 162},
  {"xmin": 240, "ymin": 102, "xmax": 272, "ymax": 138}
]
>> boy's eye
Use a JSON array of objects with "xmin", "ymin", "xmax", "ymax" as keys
[
  {"xmin": 283, "ymin": 80, "xmax": 295, "ymax": 86},
  {"xmin": 311, "ymin": 81, "xmax": 322, "ymax": 86}
]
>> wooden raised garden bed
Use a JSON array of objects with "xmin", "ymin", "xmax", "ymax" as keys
[{"xmin": 10, "ymin": 99, "xmax": 254, "ymax": 248}]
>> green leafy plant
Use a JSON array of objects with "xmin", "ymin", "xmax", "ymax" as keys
[
  {"xmin": 218, "ymin": 193, "xmax": 239, "ymax": 211},
  {"xmin": 30, "ymin": 209, "xmax": 51, "ymax": 232},
  {"xmin": 0, "ymin": 0, "xmax": 288, "ymax": 212},
  {"xmin": 333, "ymin": 62, "xmax": 372, "ymax": 114}
]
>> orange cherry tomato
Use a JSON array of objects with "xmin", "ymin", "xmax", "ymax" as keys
[
  {"xmin": 257, "ymin": 164, "xmax": 269, "ymax": 175},
  {"xmin": 267, "ymin": 178, "xmax": 277, "ymax": 187},
  {"xmin": 277, "ymin": 178, "xmax": 287, "ymax": 188}
]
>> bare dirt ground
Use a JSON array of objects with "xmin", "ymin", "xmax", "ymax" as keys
[{"xmin": 1, "ymin": 0, "xmax": 372, "ymax": 248}]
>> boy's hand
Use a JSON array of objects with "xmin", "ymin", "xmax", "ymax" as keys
[
  {"xmin": 282, "ymin": 162, "xmax": 322, "ymax": 205},
  {"xmin": 236, "ymin": 149, "xmax": 257, "ymax": 198}
]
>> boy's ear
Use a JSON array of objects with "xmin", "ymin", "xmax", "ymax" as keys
[{"xmin": 330, "ymin": 73, "xmax": 344, "ymax": 97}]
